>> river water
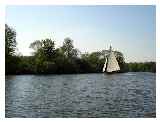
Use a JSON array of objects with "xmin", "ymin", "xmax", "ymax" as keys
[{"xmin": 5, "ymin": 72, "xmax": 156, "ymax": 118}]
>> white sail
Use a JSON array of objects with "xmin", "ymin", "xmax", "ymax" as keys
[
  {"xmin": 103, "ymin": 58, "xmax": 107, "ymax": 72},
  {"xmin": 106, "ymin": 50, "xmax": 120, "ymax": 72},
  {"xmin": 103, "ymin": 45, "xmax": 120, "ymax": 73}
]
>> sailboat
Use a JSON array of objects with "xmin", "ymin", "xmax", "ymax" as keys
[{"xmin": 103, "ymin": 45, "xmax": 120, "ymax": 74}]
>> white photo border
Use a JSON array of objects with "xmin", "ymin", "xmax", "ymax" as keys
[{"xmin": 0, "ymin": 0, "xmax": 159, "ymax": 121}]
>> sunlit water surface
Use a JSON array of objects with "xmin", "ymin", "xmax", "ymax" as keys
[{"xmin": 6, "ymin": 72, "xmax": 156, "ymax": 118}]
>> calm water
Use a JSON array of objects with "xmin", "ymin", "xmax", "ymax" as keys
[{"xmin": 5, "ymin": 72, "xmax": 156, "ymax": 118}]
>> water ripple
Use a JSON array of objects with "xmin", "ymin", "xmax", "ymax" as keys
[{"xmin": 5, "ymin": 72, "xmax": 156, "ymax": 118}]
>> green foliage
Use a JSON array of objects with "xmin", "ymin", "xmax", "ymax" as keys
[
  {"xmin": 61, "ymin": 37, "xmax": 79, "ymax": 58},
  {"xmin": 126, "ymin": 62, "xmax": 156, "ymax": 73},
  {"xmin": 81, "ymin": 51, "xmax": 105, "ymax": 72},
  {"xmin": 16, "ymin": 56, "xmax": 36, "ymax": 74},
  {"xmin": 5, "ymin": 24, "xmax": 18, "ymax": 74},
  {"xmin": 30, "ymin": 38, "xmax": 56, "ymax": 60},
  {"xmin": 5, "ymin": 24, "xmax": 156, "ymax": 74},
  {"xmin": 41, "ymin": 39, "xmax": 56, "ymax": 60},
  {"xmin": 5, "ymin": 24, "xmax": 17, "ymax": 57},
  {"xmin": 29, "ymin": 38, "xmax": 56, "ymax": 73}
]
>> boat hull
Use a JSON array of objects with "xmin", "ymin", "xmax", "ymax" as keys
[{"xmin": 105, "ymin": 71, "xmax": 119, "ymax": 74}]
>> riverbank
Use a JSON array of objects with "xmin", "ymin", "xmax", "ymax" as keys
[{"xmin": 5, "ymin": 71, "xmax": 156, "ymax": 75}]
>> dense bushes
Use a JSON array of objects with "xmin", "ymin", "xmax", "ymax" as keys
[
  {"xmin": 6, "ymin": 56, "xmax": 155, "ymax": 74},
  {"xmin": 126, "ymin": 62, "xmax": 156, "ymax": 73}
]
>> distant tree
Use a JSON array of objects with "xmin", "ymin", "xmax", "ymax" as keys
[
  {"xmin": 5, "ymin": 24, "xmax": 19, "ymax": 74},
  {"xmin": 5, "ymin": 24, "xmax": 17, "ymax": 56},
  {"xmin": 41, "ymin": 39, "xmax": 55, "ymax": 60},
  {"xmin": 29, "ymin": 40, "xmax": 42, "ymax": 52},
  {"xmin": 62, "ymin": 37, "xmax": 79, "ymax": 58},
  {"xmin": 30, "ymin": 38, "xmax": 55, "ymax": 60},
  {"xmin": 29, "ymin": 38, "xmax": 56, "ymax": 73},
  {"xmin": 81, "ymin": 51, "xmax": 105, "ymax": 72},
  {"xmin": 126, "ymin": 62, "xmax": 156, "ymax": 73}
]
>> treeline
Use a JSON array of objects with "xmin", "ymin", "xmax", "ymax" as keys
[
  {"xmin": 5, "ymin": 24, "xmax": 156, "ymax": 75},
  {"xmin": 126, "ymin": 62, "xmax": 156, "ymax": 72}
]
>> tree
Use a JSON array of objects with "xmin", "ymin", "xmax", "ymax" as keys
[
  {"xmin": 5, "ymin": 24, "xmax": 19, "ymax": 74},
  {"xmin": 29, "ymin": 38, "xmax": 56, "ymax": 73},
  {"xmin": 42, "ymin": 39, "xmax": 55, "ymax": 60},
  {"xmin": 81, "ymin": 51, "xmax": 105, "ymax": 72},
  {"xmin": 126, "ymin": 62, "xmax": 156, "ymax": 72},
  {"xmin": 5, "ymin": 24, "xmax": 17, "ymax": 56},
  {"xmin": 30, "ymin": 38, "xmax": 55, "ymax": 60},
  {"xmin": 62, "ymin": 37, "xmax": 76, "ymax": 58},
  {"xmin": 29, "ymin": 40, "xmax": 42, "ymax": 52}
]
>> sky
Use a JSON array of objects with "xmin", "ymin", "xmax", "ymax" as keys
[{"xmin": 6, "ymin": 5, "xmax": 156, "ymax": 62}]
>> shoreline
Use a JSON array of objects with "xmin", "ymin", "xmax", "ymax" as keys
[{"xmin": 5, "ymin": 71, "xmax": 156, "ymax": 76}]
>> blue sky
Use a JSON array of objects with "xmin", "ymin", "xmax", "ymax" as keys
[{"xmin": 6, "ymin": 5, "xmax": 155, "ymax": 62}]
